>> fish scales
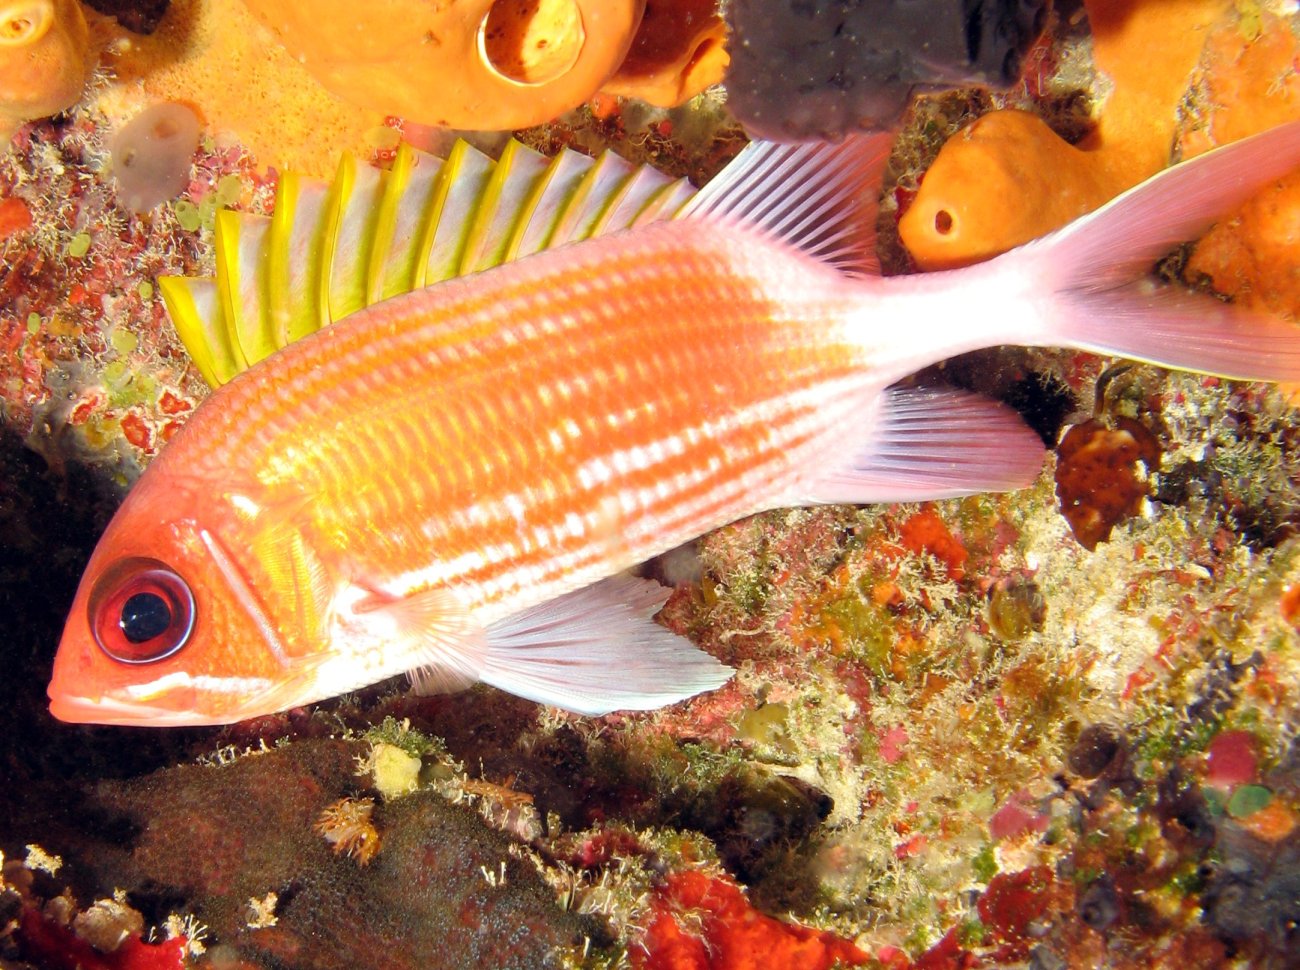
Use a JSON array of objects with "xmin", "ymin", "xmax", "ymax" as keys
[
  {"xmin": 52, "ymin": 124, "xmax": 1300, "ymax": 724},
  {"xmin": 166, "ymin": 223, "xmax": 864, "ymax": 627}
]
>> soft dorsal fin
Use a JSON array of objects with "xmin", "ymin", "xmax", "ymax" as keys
[{"xmin": 678, "ymin": 133, "xmax": 894, "ymax": 276}]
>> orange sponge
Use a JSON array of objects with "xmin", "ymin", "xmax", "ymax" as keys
[
  {"xmin": 0, "ymin": 0, "xmax": 93, "ymax": 140},
  {"xmin": 1181, "ymin": 11, "xmax": 1300, "ymax": 321},
  {"xmin": 1187, "ymin": 172, "xmax": 1300, "ymax": 320},
  {"xmin": 900, "ymin": 0, "xmax": 1231, "ymax": 270},
  {"xmin": 238, "ymin": 0, "xmax": 643, "ymax": 131},
  {"xmin": 601, "ymin": 0, "xmax": 728, "ymax": 108},
  {"xmin": 898, "ymin": 109, "xmax": 1110, "ymax": 268}
]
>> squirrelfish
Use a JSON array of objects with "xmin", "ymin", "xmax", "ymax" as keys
[{"xmin": 50, "ymin": 124, "xmax": 1300, "ymax": 725}]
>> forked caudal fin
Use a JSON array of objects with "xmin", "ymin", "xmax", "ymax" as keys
[{"xmin": 1009, "ymin": 120, "xmax": 1300, "ymax": 382}]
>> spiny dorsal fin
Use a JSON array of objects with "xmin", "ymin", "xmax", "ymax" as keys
[{"xmin": 160, "ymin": 139, "xmax": 701, "ymax": 387}]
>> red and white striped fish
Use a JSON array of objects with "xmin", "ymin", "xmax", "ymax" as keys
[{"xmin": 50, "ymin": 123, "xmax": 1300, "ymax": 725}]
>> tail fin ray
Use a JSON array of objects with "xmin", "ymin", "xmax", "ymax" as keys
[{"xmin": 1012, "ymin": 121, "xmax": 1300, "ymax": 382}]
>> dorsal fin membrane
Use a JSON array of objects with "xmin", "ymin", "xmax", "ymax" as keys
[
  {"xmin": 326, "ymin": 154, "xmax": 388, "ymax": 322},
  {"xmin": 157, "ymin": 276, "xmax": 237, "ymax": 387},
  {"xmin": 423, "ymin": 141, "xmax": 495, "ymax": 285},
  {"xmin": 461, "ymin": 139, "xmax": 553, "ymax": 273},
  {"xmin": 679, "ymin": 133, "xmax": 893, "ymax": 276},
  {"xmin": 159, "ymin": 138, "xmax": 721, "ymax": 387},
  {"xmin": 267, "ymin": 171, "xmax": 332, "ymax": 346}
]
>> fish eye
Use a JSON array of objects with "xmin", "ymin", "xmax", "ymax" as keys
[{"xmin": 88, "ymin": 558, "xmax": 195, "ymax": 663}]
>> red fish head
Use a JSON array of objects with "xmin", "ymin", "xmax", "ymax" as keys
[{"xmin": 49, "ymin": 471, "xmax": 308, "ymax": 726}]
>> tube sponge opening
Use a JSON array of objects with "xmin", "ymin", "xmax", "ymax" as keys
[
  {"xmin": 110, "ymin": 102, "xmax": 201, "ymax": 214},
  {"xmin": 0, "ymin": 0, "xmax": 92, "ymax": 140}
]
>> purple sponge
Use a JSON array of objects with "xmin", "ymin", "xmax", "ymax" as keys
[{"xmin": 726, "ymin": 0, "xmax": 1051, "ymax": 140}]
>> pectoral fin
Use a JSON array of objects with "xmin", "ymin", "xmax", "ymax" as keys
[
  {"xmin": 341, "ymin": 585, "xmax": 487, "ymax": 696},
  {"xmin": 478, "ymin": 574, "xmax": 733, "ymax": 715}
]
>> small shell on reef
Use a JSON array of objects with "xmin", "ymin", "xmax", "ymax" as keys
[
  {"xmin": 109, "ymin": 102, "xmax": 201, "ymax": 214},
  {"xmin": 72, "ymin": 897, "xmax": 145, "ymax": 953}
]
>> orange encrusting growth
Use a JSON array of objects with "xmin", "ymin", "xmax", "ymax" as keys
[
  {"xmin": 900, "ymin": 0, "xmax": 1232, "ymax": 269},
  {"xmin": 163, "ymin": 221, "xmax": 864, "ymax": 662}
]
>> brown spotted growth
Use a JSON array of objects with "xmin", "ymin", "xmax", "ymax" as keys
[{"xmin": 1055, "ymin": 416, "xmax": 1162, "ymax": 550}]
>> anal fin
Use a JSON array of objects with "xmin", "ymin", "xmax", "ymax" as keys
[
  {"xmin": 796, "ymin": 385, "xmax": 1046, "ymax": 505},
  {"xmin": 480, "ymin": 575, "xmax": 733, "ymax": 715}
]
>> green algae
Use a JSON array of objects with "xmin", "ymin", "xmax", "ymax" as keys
[
  {"xmin": 362, "ymin": 715, "xmax": 446, "ymax": 760},
  {"xmin": 1226, "ymin": 784, "xmax": 1272, "ymax": 819},
  {"xmin": 66, "ymin": 231, "xmax": 91, "ymax": 258},
  {"xmin": 109, "ymin": 329, "xmax": 138, "ymax": 354},
  {"xmin": 214, "ymin": 173, "xmax": 243, "ymax": 208},
  {"xmin": 174, "ymin": 199, "xmax": 201, "ymax": 232}
]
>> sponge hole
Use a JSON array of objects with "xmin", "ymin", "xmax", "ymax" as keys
[
  {"xmin": 480, "ymin": 0, "xmax": 584, "ymax": 85},
  {"xmin": 0, "ymin": 1, "xmax": 53, "ymax": 46}
]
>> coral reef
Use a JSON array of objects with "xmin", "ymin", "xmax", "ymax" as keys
[
  {"xmin": 5, "ymin": 740, "xmax": 599, "ymax": 968},
  {"xmin": 0, "ymin": 0, "xmax": 93, "ymax": 140},
  {"xmin": 632, "ymin": 869, "xmax": 869, "ymax": 969},
  {"xmin": 2, "ymin": 1, "xmax": 1300, "ymax": 967}
]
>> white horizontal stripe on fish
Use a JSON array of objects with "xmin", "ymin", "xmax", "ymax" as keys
[
  {"xmin": 123, "ymin": 670, "xmax": 275, "ymax": 700},
  {"xmin": 378, "ymin": 376, "xmax": 864, "ymax": 620}
]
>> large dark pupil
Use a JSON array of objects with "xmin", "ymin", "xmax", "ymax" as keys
[{"xmin": 120, "ymin": 592, "xmax": 172, "ymax": 643}]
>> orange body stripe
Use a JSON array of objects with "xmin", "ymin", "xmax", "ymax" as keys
[{"xmin": 156, "ymin": 221, "xmax": 869, "ymax": 653}]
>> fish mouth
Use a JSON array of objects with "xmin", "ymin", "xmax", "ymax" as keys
[{"xmin": 47, "ymin": 691, "xmax": 225, "ymax": 727}]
